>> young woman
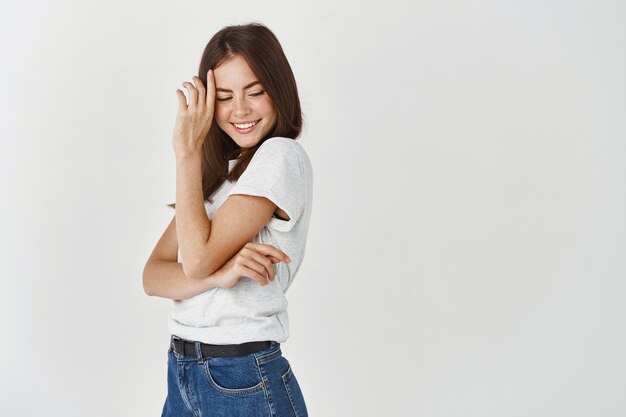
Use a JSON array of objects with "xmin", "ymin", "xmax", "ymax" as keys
[{"xmin": 142, "ymin": 22, "xmax": 312, "ymax": 416}]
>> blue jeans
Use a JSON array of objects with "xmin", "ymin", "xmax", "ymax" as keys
[{"xmin": 161, "ymin": 335, "xmax": 308, "ymax": 417}]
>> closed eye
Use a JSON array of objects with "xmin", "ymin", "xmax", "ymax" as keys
[{"xmin": 216, "ymin": 91, "xmax": 265, "ymax": 102}]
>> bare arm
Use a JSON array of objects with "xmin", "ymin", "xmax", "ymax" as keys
[
  {"xmin": 174, "ymin": 153, "xmax": 278, "ymax": 278},
  {"xmin": 143, "ymin": 259, "xmax": 222, "ymax": 301},
  {"xmin": 143, "ymin": 214, "xmax": 222, "ymax": 300},
  {"xmin": 142, "ymin": 215, "xmax": 286, "ymax": 299},
  {"xmin": 174, "ymin": 153, "xmax": 213, "ymax": 275}
]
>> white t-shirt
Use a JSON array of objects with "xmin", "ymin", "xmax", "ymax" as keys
[{"xmin": 168, "ymin": 136, "xmax": 313, "ymax": 345}]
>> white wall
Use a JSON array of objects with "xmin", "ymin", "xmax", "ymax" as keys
[{"xmin": 1, "ymin": 1, "xmax": 625, "ymax": 416}]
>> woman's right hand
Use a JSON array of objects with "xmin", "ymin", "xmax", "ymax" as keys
[{"xmin": 214, "ymin": 242, "xmax": 291, "ymax": 289}]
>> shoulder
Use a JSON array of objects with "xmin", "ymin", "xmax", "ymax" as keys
[
  {"xmin": 257, "ymin": 136, "xmax": 303, "ymax": 155},
  {"xmin": 256, "ymin": 137, "xmax": 310, "ymax": 167}
]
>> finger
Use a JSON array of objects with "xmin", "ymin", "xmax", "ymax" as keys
[
  {"xmin": 182, "ymin": 81, "xmax": 198, "ymax": 109},
  {"xmin": 175, "ymin": 89, "xmax": 187, "ymax": 110},
  {"xmin": 267, "ymin": 255, "xmax": 282, "ymax": 263},
  {"xmin": 238, "ymin": 261, "xmax": 270, "ymax": 286},
  {"xmin": 205, "ymin": 69, "xmax": 216, "ymax": 108},
  {"xmin": 240, "ymin": 248, "xmax": 275, "ymax": 281},
  {"xmin": 247, "ymin": 243, "xmax": 291, "ymax": 263},
  {"xmin": 246, "ymin": 251, "xmax": 276, "ymax": 281},
  {"xmin": 192, "ymin": 76, "xmax": 206, "ymax": 108},
  {"xmin": 239, "ymin": 257, "xmax": 270, "ymax": 284},
  {"xmin": 242, "ymin": 244, "xmax": 282, "ymax": 264}
]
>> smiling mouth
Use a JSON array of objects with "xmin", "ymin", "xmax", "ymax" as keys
[
  {"xmin": 231, "ymin": 119, "xmax": 261, "ymax": 133},
  {"xmin": 231, "ymin": 119, "xmax": 260, "ymax": 128}
]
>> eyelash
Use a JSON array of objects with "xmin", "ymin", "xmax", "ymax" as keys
[{"xmin": 216, "ymin": 91, "xmax": 265, "ymax": 102}]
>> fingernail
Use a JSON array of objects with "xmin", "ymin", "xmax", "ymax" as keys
[{"xmin": 286, "ymin": 257, "xmax": 291, "ymax": 262}]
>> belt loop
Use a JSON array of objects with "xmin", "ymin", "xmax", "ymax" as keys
[
  {"xmin": 171, "ymin": 335, "xmax": 179, "ymax": 352},
  {"xmin": 194, "ymin": 341, "xmax": 203, "ymax": 363}
]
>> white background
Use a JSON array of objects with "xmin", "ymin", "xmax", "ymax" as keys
[{"xmin": 1, "ymin": 1, "xmax": 625, "ymax": 416}]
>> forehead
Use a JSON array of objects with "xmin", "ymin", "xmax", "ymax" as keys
[{"xmin": 213, "ymin": 54, "xmax": 257, "ymax": 87}]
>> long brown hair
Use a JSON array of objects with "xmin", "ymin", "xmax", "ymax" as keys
[{"xmin": 167, "ymin": 22, "xmax": 303, "ymax": 209}]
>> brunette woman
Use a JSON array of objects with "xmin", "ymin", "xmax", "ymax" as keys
[{"xmin": 143, "ymin": 22, "xmax": 312, "ymax": 417}]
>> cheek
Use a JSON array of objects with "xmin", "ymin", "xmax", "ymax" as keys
[
  {"xmin": 254, "ymin": 97, "xmax": 272, "ymax": 114},
  {"xmin": 214, "ymin": 106, "xmax": 229, "ymax": 124}
]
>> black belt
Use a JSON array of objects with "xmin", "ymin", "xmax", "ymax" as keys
[{"xmin": 171, "ymin": 335, "xmax": 274, "ymax": 358}]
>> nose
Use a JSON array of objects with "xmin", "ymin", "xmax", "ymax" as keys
[{"xmin": 233, "ymin": 96, "xmax": 251, "ymax": 118}]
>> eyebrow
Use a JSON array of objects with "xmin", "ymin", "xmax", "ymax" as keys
[{"xmin": 216, "ymin": 80, "xmax": 261, "ymax": 93}]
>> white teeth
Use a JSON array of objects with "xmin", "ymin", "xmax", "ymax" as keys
[{"xmin": 234, "ymin": 120, "xmax": 257, "ymax": 129}]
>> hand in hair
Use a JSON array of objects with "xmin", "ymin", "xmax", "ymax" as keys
[{"xmin": 172, "ymin": 69, "xmax": 216, "ymax": 156}]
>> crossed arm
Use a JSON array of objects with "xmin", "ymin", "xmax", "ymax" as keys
[
  {"xmin": 174, "ymin": 153, "xmax": 279, "ymax": 279},
  {"xmin": 142, "ymin": 153, "xmax": 284, "ymax": 300}
]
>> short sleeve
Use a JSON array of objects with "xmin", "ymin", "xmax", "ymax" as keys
[{"xmin": 225, "ymin": 137, "xmax": 305, "ymax": 232}]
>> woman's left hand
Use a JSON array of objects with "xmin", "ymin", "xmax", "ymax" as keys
[{"xmin": 172, "ymin": 69, "xmax": 215, "ymax": 156}]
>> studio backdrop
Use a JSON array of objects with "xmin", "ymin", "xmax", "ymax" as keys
[{"xmin": 1, "ymin": 1, "xmax": 625, "ymax": 416}]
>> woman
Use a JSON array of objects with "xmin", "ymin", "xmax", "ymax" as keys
[{"xmin": 143, "ymin": 22, "xmax": 312, "ymax": 417}]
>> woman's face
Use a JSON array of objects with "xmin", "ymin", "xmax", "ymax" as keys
[{"xmin": 213, "ymin": 54, "xmax": 277, "ymax": 151}]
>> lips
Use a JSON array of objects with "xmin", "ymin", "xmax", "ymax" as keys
[{"xmin": 231, "ymin": 118, "xmax": 261, "ymax": 134}]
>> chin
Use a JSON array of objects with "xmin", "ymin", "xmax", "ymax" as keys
[{"xmin": 232, "ymin": 133, "xmax": 263, "ymax": 148}]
